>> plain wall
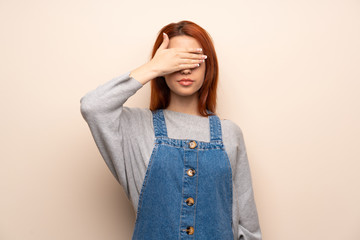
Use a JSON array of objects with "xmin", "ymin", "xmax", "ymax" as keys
[{"xmin": 1, "ymin": 0, "xmax": 359, "ymax": 239}]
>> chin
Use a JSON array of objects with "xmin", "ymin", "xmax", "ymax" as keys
[{"xmin": 173, "ymin": 90, "xmax": 199, "ymax": 97}]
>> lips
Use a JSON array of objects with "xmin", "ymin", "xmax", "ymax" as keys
[
  {"xmin": 178, "ymin": 78, "xmax": 194, "ymax": 86},
  {"xmin": 179, "ymin": 78, "xmax": 194, "ymax": 82}
]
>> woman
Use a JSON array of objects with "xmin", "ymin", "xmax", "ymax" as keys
[{"xmin": 80, "ymin": 20, "xmax": 262, "ymax": 240}]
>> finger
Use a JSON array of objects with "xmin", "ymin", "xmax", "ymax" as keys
[
  {"xmin": 176, "ymin": 47, "xmax": 203, "ymax": 53},
  {"xmin": 178, "ymin": 63, "xmax": 201, "ymax": 70},
  {"xmin": 178, "ymin": 52, "xmax": 207, "ymax": 60},
  {"xmin": 158, "ymin": 32, "xmax": 169, "ymax": 51},
  {"xmin": 179, "ymin": 58, "xmax": 205, "ymax": 64}
]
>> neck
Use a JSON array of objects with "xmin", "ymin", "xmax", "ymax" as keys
[{"xmin": 166, "ymin": 92, "xmax": 201, "ymax": 116}]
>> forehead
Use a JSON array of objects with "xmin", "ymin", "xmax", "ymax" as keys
[{"xmin": 168, "ymin": 35, "xmax": 202, "ymax": 49}]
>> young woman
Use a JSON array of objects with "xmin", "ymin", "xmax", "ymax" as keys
[{"xmin": 80, "ymin": 20, "xmax": 262, "ymax": 240}]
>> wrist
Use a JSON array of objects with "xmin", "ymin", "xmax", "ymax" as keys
[
  {"xmin": 145, "ymin": 61, "xmax": 162, "ymax": 77},
  {"xmin": 130, "ymin": 62, "xmax": 159, "ymax": 86}
]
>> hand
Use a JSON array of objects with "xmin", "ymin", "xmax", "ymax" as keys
[{"xmin": 149, "ymin": 32, "xmax": 207, "ymax": 77}]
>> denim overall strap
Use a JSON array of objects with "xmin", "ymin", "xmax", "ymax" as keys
[
  {"xmin": 206, "ymin": 109, "xmax": 223, "ymax": 142},
  {"xmin": 152, "ymin": 109, "xmax": 168, "ymax": 138}
]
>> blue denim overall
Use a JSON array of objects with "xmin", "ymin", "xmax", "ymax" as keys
[{"xmin": 132, "ymin": 109, "xmax": 234, "ymax": 240}]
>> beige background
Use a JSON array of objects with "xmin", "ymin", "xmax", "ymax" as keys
[{"xmin": 1, "ymin": 0, "xmax": 359, "ymax": 239}]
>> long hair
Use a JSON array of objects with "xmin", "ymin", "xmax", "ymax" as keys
[{"xmin": 149, "ymin": 20, "xmax": 219, "ymax": 117}]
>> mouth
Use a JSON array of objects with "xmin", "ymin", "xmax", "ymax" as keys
[{"xmin": 178, "ymin": 78, "xmax": 194, "ymax": 86}]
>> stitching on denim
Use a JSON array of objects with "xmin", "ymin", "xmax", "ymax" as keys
[
  {"xmin": 161, "ymin": 139, "xmax": 223, "ymax": 145},
  {"xmin": 210, "ymin": 114, "xmax": 215, "ymax": 142},
  {"xmin": 179, "ymin": 148, "xmax": 186, "ymax": 239},
  {"xmin": 133, "ymin": 144, "xmax": 159, "ymax": 228},
  {"xmin": 152, "ymin": 109, "xmax": 160, "ymax": 138},
  {"xmin": 209, "ymin": 114, "xmax": 223, "ymax": 142},
  {"xmin": 159, "ymin": 109, "xmax": 168, "ymax": 137},
  {"xmin": 193, "ymin": 149, "xmax": 199, "ymax": 239},
  {"xmin": 215, "ymin": 116, "xmax": 233, "ymax": 229},
  {"xmin": 223, "ymin": 149, "xmax": 233, "ymax": 228},
  {"xmin": 155, "ymin": 137, "xmax": 223, "ymax": 149},
  {"xmin": 216, "ymin": 116, "xmax": 223, "ymax": 140},
  {"xmin": 153, "ymin": 109, "xmax": 168, "ymax": 138},
  {"xmin": 156, "ymin": 142, "xmax": 223, "ymax": 150}
]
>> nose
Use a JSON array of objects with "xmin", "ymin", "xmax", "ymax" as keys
[{"xmin": 181, "ymin": 68, "xmax": 191, "ymax": 74}]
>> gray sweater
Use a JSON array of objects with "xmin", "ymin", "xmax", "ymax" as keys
[{"xmin": 80, "ymin": 71, "xmax": 262, "ymax": 240}]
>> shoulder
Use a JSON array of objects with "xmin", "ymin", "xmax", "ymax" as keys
[
  {"xmin": 219, "ymin": 118, "xmax": 249, "ymax": 169},
  {"xmin": 220, "ymin": 117, "xmax": 247, "ymax": 155},
  {"xmin": 220, "ymin": 118, "xmax": 244, "ymax": 141}
]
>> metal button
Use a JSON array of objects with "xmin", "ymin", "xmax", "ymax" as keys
[
  {"xmin": 186, "ymin": 168, "xmax": 196, "ymax": 177},
  {"xmin": 189, "ymin": 141, "xmax": 197, "ymax": 149},
  {"xmin": 185, "ymin": 226, "xmax": 194, "ymax": 235},
  {"xmin": 185, "ymin": 197, "xmax": 194, "ymax": 206}
]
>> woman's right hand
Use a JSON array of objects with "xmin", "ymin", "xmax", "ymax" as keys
[
  {"xmin": 130, "ymin": 33, "xmax": 207, "ymax": 86},
  {"xmin": 149, "ymin": 32, "xmax": 207, "ymax": 76}
]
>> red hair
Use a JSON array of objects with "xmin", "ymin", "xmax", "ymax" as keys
[{"xmin": 149, "ymin": 20, "xmax": 219, "ymax": 117}]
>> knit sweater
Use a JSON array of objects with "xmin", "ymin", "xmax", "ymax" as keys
[{"xmin": 80, "ymin": 71, "xmax": 262, "ymax": 240}]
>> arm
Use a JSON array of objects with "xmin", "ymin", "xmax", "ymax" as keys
[
  {"xmin": 80, "ymin": 71, "xmax": 144, "ymax": 193},
  {"xmin": 233, "ymin": 126, "xmax": 262, "ymax": 240},
  {"xmin": 79, "ymin": 32, "xmax": 206, "ymax": 194}
]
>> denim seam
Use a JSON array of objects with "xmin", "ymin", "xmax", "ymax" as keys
[
  {"xmin": 153, "ymin": 109, "xmax": 168, "ymax": 138},
  {"xmin": 209, "ymin": 113, "xmax": 222, "ymax": 142},
  {"xmin": 133, "ymin": 144, "xmax": 159, "ymax": 228},
  {"xmin": 193, "ymin": 149, "xmax": 199, "ymax": 239},
  {"xmin": 179, "ymin": 148, "xmax": 185, "ymax": 239},
  {"xmin": 223, "ymin": 149, "xmax": 233, "ymax": 229},
  {"xmin": 155, "ymin": 143, "xmax": 223, "ymax": 150},
  {"xmin": 156, "ymin": 137, "xmax": 223, "ymax": 145},
  {"xmin": 155, "ymin": 138, "xmax": 223, "ymax": 149}
]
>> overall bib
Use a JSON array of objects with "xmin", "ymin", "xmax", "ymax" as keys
[{"xmin": 132, "ymin": 109, "xmax": 234, "ymax": 240}]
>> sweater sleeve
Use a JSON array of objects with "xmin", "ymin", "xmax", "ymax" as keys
[
  {"xmin": 233, "ymin": 126, "xmax": 262, "ymax": 240},
  {"xmin": 79, "ymin": 71, "xmax": 144, "ymax": 194}
]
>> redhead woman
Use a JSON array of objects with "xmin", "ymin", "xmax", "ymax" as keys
[{"xmin": 80, "ymin": 20, "xmax": 262, "ymax": 240}]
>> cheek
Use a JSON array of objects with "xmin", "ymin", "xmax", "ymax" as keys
[
  {"xmin": 164, "ymin": 75, "xmax": 176, "ymax": 88},
  {"xmin": 199, "ymin": 62, "xmax": 206, "ymax": 71},
  {"xmin": 164, "ymin": 74, "xmax": 172, "ymax": 82},
  {"xmin": 164, "ymin": 72, "xmax": 177, "ymax": 81},
  {"xmin": 198, "ymin": 64, "xmax": 206, "ymax": 76}
]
